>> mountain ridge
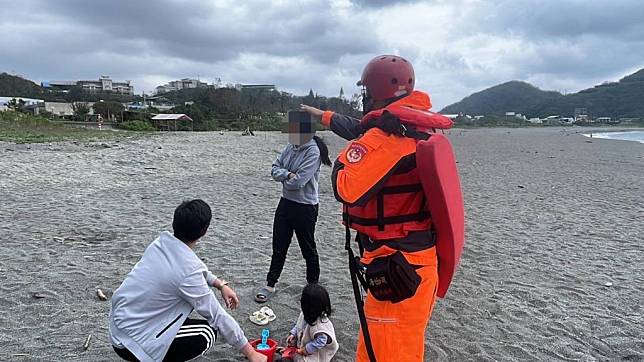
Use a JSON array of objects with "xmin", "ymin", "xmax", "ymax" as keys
[{"xmin": 440, "ymin": 68, "xmax": 644, "ymax": 118}]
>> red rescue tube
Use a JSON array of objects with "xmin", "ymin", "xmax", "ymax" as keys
[{"xmin": 416, "ymin": 134, "xmax": 465, "ymax": 298}]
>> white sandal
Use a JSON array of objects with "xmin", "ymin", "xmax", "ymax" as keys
[
  {"xmin": 260, "ymin": 306, "xmax": 277, "ymax": 322},
  {"xmin": 249, "ymin": 311, "xmax": 269, "ymax": 326}
]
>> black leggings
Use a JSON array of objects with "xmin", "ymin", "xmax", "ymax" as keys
[
  {"xmin": 113, "ymin": 318, "xmax": 217, "ymax": 362},
  {"xmin": 266, "ymin": 197, "xmax": 320, "ymax": 287}
]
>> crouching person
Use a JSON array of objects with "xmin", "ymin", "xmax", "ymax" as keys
[{"xmin": 108, "ymin": 199, "xmax": 266, "ymax": 362}]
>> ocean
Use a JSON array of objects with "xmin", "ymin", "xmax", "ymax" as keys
[{"xmin": 583, "ymin": 131, "xmax": 644, "ymax": 144}]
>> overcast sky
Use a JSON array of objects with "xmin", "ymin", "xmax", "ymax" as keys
[{"xmin": 2, "ymin": 0, "xmax": 643, "ymax": 109}]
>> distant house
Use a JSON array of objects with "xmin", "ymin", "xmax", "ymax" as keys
[
  {"xmin": 144, "ymin": 96, "xmax": 176, "ymax": 111},
  {"xmin": 151, "ymin": 113, "xmax": 193, "ymax": 131},
  {"xmin": 542, "ymin": 115, "xmax": 560, "ymax": 125},
  {"xmin": 42, "ymin": 102, "xmax": 75, "ymax": 116},
  {"xmin": 43, "ymin": 75, "xmax": 133, "ymax": 95},
  {"xmin": 155, "ymin": 78, "xmax": 208, "ymax": 94},
  {"xmin": 596, "ymin": 117, "xmax": 612, "ymax": 123},
  {"xmin": 574, "ymin": 114, "xmax": 589, "ymax": 123},
  {"xmin": 234, "ymin": 84, "xmax": 276, "ymax": 92}
]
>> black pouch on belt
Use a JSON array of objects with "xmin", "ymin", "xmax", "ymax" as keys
[{"xmin": 364, "ymin": 251, "xmax": 421, "ymax": 303}]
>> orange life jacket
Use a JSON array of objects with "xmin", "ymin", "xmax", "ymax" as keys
[
  {"xmin": 334, "ymin": 128, "xmax": 431, "ymax": 240},
  {"xmin": 332, "ymin": 91, "xmax": 452, "ymax": 241}
]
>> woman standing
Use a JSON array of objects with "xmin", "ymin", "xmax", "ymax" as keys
[{"xmin": 256, "ymin": 117, "xmax": 331, "ymax": 303}]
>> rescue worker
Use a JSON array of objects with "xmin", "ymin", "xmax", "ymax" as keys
[{"xmin": 301, "ymin": 54, "xmax": 454, "ymax": 361}]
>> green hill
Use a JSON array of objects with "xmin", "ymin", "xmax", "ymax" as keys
[
  {"xmin": 0, "ymin": 72, "xmax": 45, "ymax": 99},
  {"xmin": 441, "ymin": 68, "xmax": 644, "ymax": 119}
]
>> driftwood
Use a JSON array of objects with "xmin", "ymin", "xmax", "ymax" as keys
[
  {"xmin": 83, "ymin": 334, "xmax": 92, "ymax": 350},
  {"xmin": 97, "ymin": 289, "xmax": 108, "ymax": 301}
]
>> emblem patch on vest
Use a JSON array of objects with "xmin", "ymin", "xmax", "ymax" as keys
[{"xmin": 346, "ymin": 143, "xmax": 367, "ymax": 163}]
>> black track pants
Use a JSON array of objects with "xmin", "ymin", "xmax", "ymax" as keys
[
  {"xmin": 266, "ymin": 197, "xmax": 320, "ymax": 287},
  {"xmin": 113, "ymin": 318, "xmax": 217, "ymax": 362}
]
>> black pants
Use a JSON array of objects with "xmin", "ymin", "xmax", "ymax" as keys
[
  {"xmin": 113, "ymin": 318, "xmax": 217, "ymax": 362},
  {"xmin": 266, "ymin": 197, "xmax": 320, "ymax": 287}
]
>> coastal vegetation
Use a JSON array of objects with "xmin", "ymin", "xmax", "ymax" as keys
[{"xmin": 0, "ymin": 111, "xmax": 133, "ymax": 143}]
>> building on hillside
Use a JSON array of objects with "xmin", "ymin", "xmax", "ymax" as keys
[
  {"xmin": 234, "ymin": 84, "xmax": 276, "ymax": 92},
  {"xmin": 43, "ymin": 76, "xmax": 133, "ymax": 95},
  {"xmin": 127, "ymin": 95, "xmax": 176, "ymax": 111},
  {"xmin": 527, "ymin": 118, "xmax": 542, "ymax": 124},
  {"xmin": 151, "ymin": 113, "xmax": 193, "ymax": 131},
  {"xmin": 145, "ymin": 96, "xmax": 175, "ymax": 111},
  {"xmin": 155, "ymin": 78, "xmax": 209, "ymax": 94}
]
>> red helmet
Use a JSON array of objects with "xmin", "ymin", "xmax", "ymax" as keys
[{"xmin": 358, "ymin": 55, "xmax": 415, "ymax": 102}]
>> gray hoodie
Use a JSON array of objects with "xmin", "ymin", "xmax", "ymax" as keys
[{"xmin": 272, "ymin": 138, "xmax": 321, "ymax": 205}]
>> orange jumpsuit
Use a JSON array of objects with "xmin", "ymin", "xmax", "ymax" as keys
[{"xmin": 323, "ymin": 92, "xmax": 442, "ymax": 361}]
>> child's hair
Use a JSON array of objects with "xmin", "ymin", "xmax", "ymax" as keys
[
  {"xmin": 172, "ymin": 199, "xmax": 212, "ymax": 243},
  {"xmin": 313, "ymin": 135, "xmax": 332, "ymax": 167},
  {"xmin": 300, "ymin": 283, "xmax": 332, "ymax": 325}
]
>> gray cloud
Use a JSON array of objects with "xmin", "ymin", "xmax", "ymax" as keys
[
  {"xmin": 351, "ymin": 0, "xmax": 423, "ymax": 8},
  {"xmin": 29, "ymin": 0, "xmax": 378, "ymax": 63},
  {"xmin": 1, "ymin": 0, "xmax": 643, "ymax": 109}
]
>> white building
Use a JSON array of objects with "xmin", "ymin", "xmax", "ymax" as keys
[
  {"xmin": 44, "ymin": 76, "xmax": 133, "ymax": 95},
  {"xmin": 155, "ymin": 78, "xmax": 208, "ymax": 94},
  {"xmin": 42, "ymin": 102, "xmax": 74, "ymax": 116},
  {"xmin": 234, "ymin": 84, "xmax": 276, "ymax": 92}
]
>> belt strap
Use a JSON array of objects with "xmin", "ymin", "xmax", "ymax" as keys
[
  {"xmin": 344, "ymin": 211, "xmax": 430, "ymax": 227},
  {"xmin": 346, "ymin": 221, "xmax": 377, "ymax": 362}
]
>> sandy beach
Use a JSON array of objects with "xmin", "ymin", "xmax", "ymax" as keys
[{"xmin": 0, "ymin": 127, "xmax": 642, "ymax": 361}]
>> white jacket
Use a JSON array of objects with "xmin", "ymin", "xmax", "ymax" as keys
[{"xmin": 108, "ymin": 231, "xmax": 247, "ymax": 361}]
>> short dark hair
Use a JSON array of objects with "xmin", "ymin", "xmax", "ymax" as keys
[
  {"xmin": 301, "ymin": 283, "xmax": 332, "ymax": 325},
  {"xmin": 172, "ymin": 199, "xmax": 212, "ymax": 243}
]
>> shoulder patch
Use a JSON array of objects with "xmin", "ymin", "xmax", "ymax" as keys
[{"xmin": 346, "ymin": 143, "xmax": 368, "ymax": 163}]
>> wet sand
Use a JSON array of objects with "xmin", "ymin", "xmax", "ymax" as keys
[{"xmin": 0, "ymin": 128, "xmax": 642, "ymax": 361}]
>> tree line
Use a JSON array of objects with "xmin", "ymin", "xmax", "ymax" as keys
[{"xmin": 161, "ymin": 87, "xmax": 362, "ymax": 131}]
